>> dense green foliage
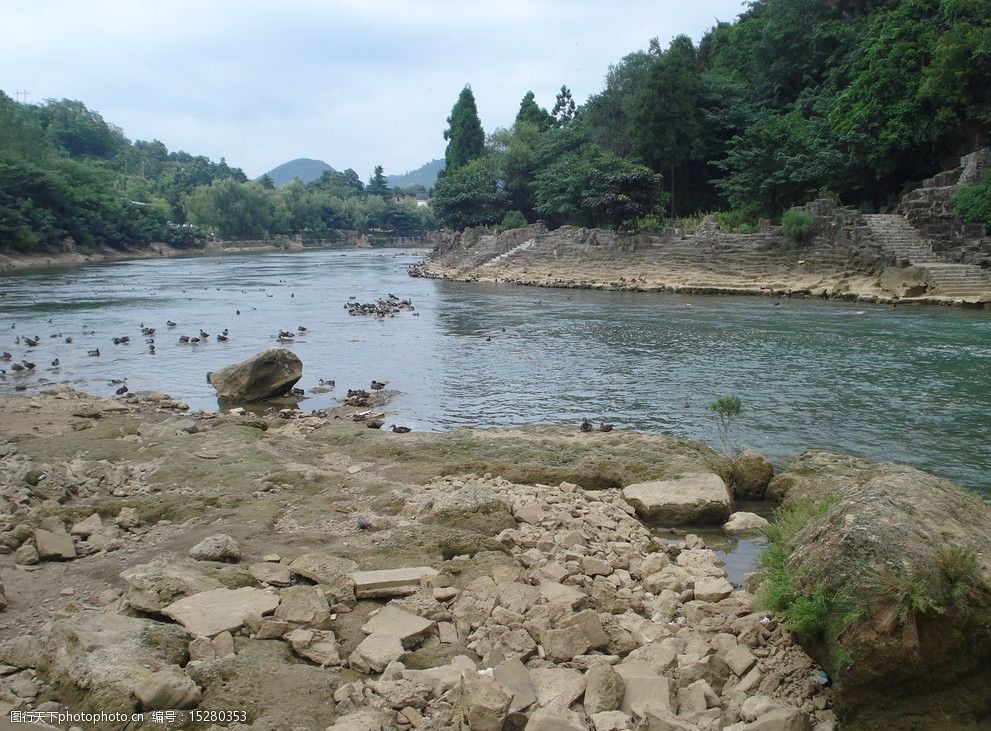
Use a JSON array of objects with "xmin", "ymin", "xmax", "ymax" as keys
[
  {"xmin": 952, "ymin": 172, "xmax": 991, "ymax": 226},
  {"xmin": 435, "ymin": 0, "xmax": 990, "ymax": 230},
  {"xmin": 443, "ymin": 86, "xmax": 486, "ymax": 173},
  {"xmin": 781, "ymin": 210, "xmax": 815, "ymax": 244},
  {"xmin": 0, "ymin": 92, "xmax": 438, "ymax": 251}
]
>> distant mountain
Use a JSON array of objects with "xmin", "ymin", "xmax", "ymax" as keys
[
  {"xmin": 262, "ymin": 158, "xmax": 334, "ymax": 186},
  {"xmin": 387, "ymin": 158, "xmax": 443, "ymax": 190}
]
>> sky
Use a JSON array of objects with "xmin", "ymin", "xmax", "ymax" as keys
[{"xmin": 1, "ymin": 0, "xmax": 745, "ymax": 179}]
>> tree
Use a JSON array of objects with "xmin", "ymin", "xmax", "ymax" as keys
[
  {"xmin": 181, "ymin": 179, "xmax": 273, "ymax": 237},
  {"xmin": 431, "ymin": 156, "xmax": 507, "ymax": 229},
  {"xmin": 259, "ymin": 173, "xmax": 275, "ymax": 189},
  {"xmin": 515, "ymin": 91, "xmax": 553, "ymax": 132},
  {"xmin": 708, "ymin": 395, "xmax": 742, "ymax": 457},
  {"xmin": 533, "ymin": 144, "xmax": 662, "ymax": 228},
  {"xmin": 443, "ymin": 86, "xmax": 485, "ymax": 173},
  {"xmin": 367, "ymin": 165, "xmax": 390, "ymax": 196},
  {"xmin": 552, "ymin": 85, "xmax": 577, "ymax": 124}
]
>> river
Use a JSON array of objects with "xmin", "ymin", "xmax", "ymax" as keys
[{"xmin": 1, "ymin": 248, "xmax": 989, "ymax": 497}]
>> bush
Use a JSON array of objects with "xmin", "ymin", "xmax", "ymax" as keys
[
  {"xmin": 715, "ymin": 206, "xmax": 760, "ymax": 233},
  {"xmin": 951, "ymin": 172, "xmax": 991, "ymax": 227},
  {"xmin": 780, "ymin": 209, "xmax": 814, "ymax": 244},
  {"xmin": 500, "ymin": 210, "xmax": 527, "ymax": 230}
]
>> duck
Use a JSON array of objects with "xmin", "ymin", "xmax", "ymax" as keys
[
  {"xmin": 167, "ymin": 320, "xmax": 177, "ymax": 327},
  {"xmin": 597, "ymin": 423, "xmax": 614, "ymax": 432},
  {"xmin": 11, "ymin": 362, "xmax": 24, "ymax": 372},
  {"xmin": 579, "ymin": 418, "xmax": 593, "ymax": 432},
  {"xmin": 64, "ymin": 336, "xmax": 73, "ymax": 343},
  {"xmin": 319, "ymin": 378, "xmax": 335, "ymax": 387},
  {"xmin": 370, "ymin": 380, "xmax": 386, "ymax": 391},
  {"xmin": 389, "ymin": 425, "xmax": 411, "ymax": 433},
  {"xmin": 222, "ymin": 329, "xmax": 229, "ymax": 336},
  {"xmin": 216, "ymin": 334, "xmax": 228, "ymax": 342},
  {"xmin": 112, "ymin": 336, "xmax": 130, "ymax": 345},
  {"xmin": 24, "ymin": 336, "xmax": 39, "ymax": 347},
  {"xmin": 22, "ymin": 361, "xmax": 35, "ymax": 370},
  {"xmin": 87, "ymin": 348, "xmax": 100, "ymax": 357},
  {"xmin": 178, "ymin": 335, "xmax": 190, "ymax": 343},
  {"xmin": 115, "ymin": 385, "xmax": 128, "ymax": 396},
  {"xmin": 0, "ymin": 352, "xmax": 10, "ymax": 361},
  {"xmin": 190, "ymin": 337, "xmax": 201, "ymax": 344},
  {"xmin": 199, "ymin": 329, "xmax": 209, "ymax": 339},
  {"xmin": 297, "ymin": 325, "xmax": 308, "ymax": 332},
  {"xmin": 141, "ymin": 327, "xmax": 156, "ymax": 336},
  {"xmin": 148, "ymin": 344, "xmax": 156, "ymax": 354},
  {"xmin": 50, "ymin": 358, "xmax": 59, "ymax": 367}
]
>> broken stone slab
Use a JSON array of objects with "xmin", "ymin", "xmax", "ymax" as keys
[
  {"xmin": 537, "ymin": 580, "xmax": 586, "ymax": 609},
  {"xmin": 402, "ymin": 655, "xmax": 477, "ymax": 695},
  {"xmin": 120, "ymin": 559, "xmax": 224, "ymax": 614},
  {"xmin": 724, "ymin": 644, "xmax": 757, "ymax": 676},
  {"xmin": 163, "ymin": 587, "xmax": 279, "ymax": 637},
  {"xmin": 459, "ymin": 672, "xmax": 512, "ymax": 731},
  {"xmin": 289, "ymin": 550, "xmax": 357, "ymax": 582},
  {"xmin": 614, "ymin": 661, "xmax": 674, "ymax": 716},
  {"xmin": 529, "ymin": 667, "xmax": 586, "ymax": 710},
  {"xmin": 349, "ymin": 633, "xmax": 405, "ymax": 674},
  {"xmin": 244, "ymin": 614, "xmax": 291, "ymax": 640},
  {"xmin": 34, "ymin": 528, "xmax": 76, "ymax": 560},
  {"xmin": 360, "ymin": 605, "xmax": 435, "ymax": 648},
  {"xmin": 275, "ymin": 585, "xmax": 331, "ymax": 626},
  {"xmin": 349, "ymin": 567, "xmax": 439, "ymax": 599},
  {"xmin": 69, "ymin": 513, "xmax": 102, "ymax": 537},
  {"xmin": 492, "ymin": 656, "xmax": 536, "ymax": 713},
  {"xmin": 693, "ymin": 577, "xmax": 734, "ymax": 602},
  {"xmin": 541, "ymin": 624, "xmax": 592, "ymax": 662},
  {"xmin": 584, "ymin": 664, "xmax": 625, "ymax": 715},
  {"xmin": 621, "ymin": 473, "xmax": 732, "ymax": 525},
  {"xmin": 526, "ymin": 707, "xmax": 587, "ymax": 730},
  {"xmin": 591, "ymin": 710, "xmax": 634, "ymax": 731},
  {"xmin": 284, "ymin": 628, "xmax": 342, "ymax": 667},
  {"xmin": 249, "ymin": 561, "xmax": 292, "ymax": 587},
  {"xmin": 641, "ymin": 707, "xmax": 702, "ymax": 730}
]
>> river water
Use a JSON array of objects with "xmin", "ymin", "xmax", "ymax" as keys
[{"xmin": 1, "ymin": 248, "xmax": 989, "ymax": 497}]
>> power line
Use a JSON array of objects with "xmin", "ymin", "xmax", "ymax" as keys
[{"xmin": 13, "ymin": 89, "xmax": 30, "ymax": 103}]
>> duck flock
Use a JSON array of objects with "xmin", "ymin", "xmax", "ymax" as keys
[{"xmin": 344, "ymin": 293, "xmax": 417, "ymax": 317}]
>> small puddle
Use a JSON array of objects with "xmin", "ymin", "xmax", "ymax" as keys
[{"xmin": 651, "ymin": 500, "xmax": 773, "ymax": 589}]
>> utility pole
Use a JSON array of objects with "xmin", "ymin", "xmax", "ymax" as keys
[{"xmin": 13, "ymin": 89, "xmax": 30, "ymax": 103}]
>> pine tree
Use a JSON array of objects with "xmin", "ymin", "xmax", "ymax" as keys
[
  {"xmin": 443, "ymin": 86, "xmax": 485, "ymax": 173},
  {"xmin": 552, "ymin": 85, "xmax": 576, "ymax": 124},
  {"xmin": 367, "ymin": 165, "xmax": 389, "ymax": 196},
  {"xmin": 258, "ymin": 173, "xmax": 275, "ymax": 189}
]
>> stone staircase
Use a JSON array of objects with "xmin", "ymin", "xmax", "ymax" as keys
[
  {"xmin": 862, "ymin": 214, "xmax": 940, "ymax": 263},
  {"xmin": 863, "ymin": 213, "xmax": 991, "ymax": 298},
  {"xmin": 480, "ymin": 239, "xmax": 535, "ymax": 268}
]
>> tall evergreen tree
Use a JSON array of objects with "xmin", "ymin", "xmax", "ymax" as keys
[
  {"xmin": 443, "ymin": 86, "xmax": 485, "ymax": 173},
  {"xmin": 367, "ymin": 165, "xmax": 389, "ymax": 196},
  {"xmin": 258, "ymin": 173, "xmax": 275, "ymax": 189},
  {"xmin": 515, "ymin": 91, "xmax": 553, "ymax": 132},
  {"xmin": 552, "ymin": 85, "xmax": 577, "ymax": 124}
]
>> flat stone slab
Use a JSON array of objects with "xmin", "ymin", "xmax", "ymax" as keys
[
  {"xmin": 34, "ymin": 528, "xmax": 76, "ymax": 560},
  {"xmin": 614, "ymin": 661, "xmax": 673, "ymax": 715},
  {"xmin": 288, "ymin": 552, "xmax": 358, "ymax": 585},
  {"xmin": 348, "ymin": 567, "xmax": 439, "ymax": 598},
  {"xmin": 360, "ymin": 605, "xmax": 435, "ymax": 647},
  {"xmin": 249, "ymin": 561, "xmax": 292, "ymax": 587},
  {"xmin": 621, "ymin": 473, "xmax": 731, "ymax": 525},
  {"xmin": 164, "ymin": 587, "xmax": 279, "ymax": 638}
]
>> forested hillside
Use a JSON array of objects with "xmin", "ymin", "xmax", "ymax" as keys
[
  {"xmin": 0, "ymin": 95, "xmax": 437, "ymax": 253},
  {"xmin": 433, "ymin": 0, "xmax": 991, "ymax": 230},
  {"xmin": 262, "ymin": 158, "xmax": 334, "ymax": 186}
]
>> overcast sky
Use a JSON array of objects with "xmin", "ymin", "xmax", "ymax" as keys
[{"xmin": 1, "ymin": 1, "xmax": 745, "ymax": 179}]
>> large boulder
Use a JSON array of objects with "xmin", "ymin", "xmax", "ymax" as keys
[
  {"xmin": 622, "ymin": 473, "xmax": 732, "ymax": 525},
  {"xmin": 732, "ymin": 450, "xmax": 774, "ymax": 499},
  {"xmin": 120, "ymin": 559, "xmax": 224, "ymax": 613},
  {"xmin": 425, "ymin": 484, "xmax": 517, "ymax": 535},
  {"xmin": 760, "ymin": 452, "xmax": 991, "ymax": 727},
  {"xmin": 207, "ymin": 348, "xmax": 302, "ymax": 403}
]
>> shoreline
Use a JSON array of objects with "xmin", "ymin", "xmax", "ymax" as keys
[{"xmin": 413, "ymin": 264, "xmax": 989, "ymax": 309}]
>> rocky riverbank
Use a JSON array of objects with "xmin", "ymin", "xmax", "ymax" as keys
[
  {"xmin": 413, "ymin": 223, "xmax": 991, "ymax": 308},
  {"xmin": 0, "ymin": 388, "xmax": 987, "ymax": 730}
]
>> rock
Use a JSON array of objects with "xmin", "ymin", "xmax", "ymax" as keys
[
  {"xmin": 745, "ymin": 707, "xmax": 811, "ymax": 730},
  {"xmin": 288, "ymin": 552, "xmax": 358, "ymax": 606},
  {"xmin": 207, "ymin": 347, "xmax": 303, "ymax": 403},
  {"xmin": 163, "ymin": 587, "xmax": 279, "ymax": 637},
  {"xmin": 116, "ymin": 506, "xmax": 141, "ymax": 530},
  {"xmin": 459, "ymin": 672, "xmax": 511, "ymax": 731},
  {"xmin": 767, "ymin": 453, "xmax": 991, "ymax": 719},
  {"xmin": 14, "ymin": 542, "xmax": 39, "ymax": 565},
  {"xmin": 70, "ymin": 513, "xmax": 102, "ymax": 537},
  {"xmin": 693, "ymin": 576, "xmax": 734, "ymax": 602},
  {"xmin": 119, "ymin": 559, "xmax": 224, "ymax": 614},
  {"xmin": 493, "ymin": 657, "xmax": 537, "ymax": 713},
  {"xmin": 188, "ymin": 534, "xmax": 241, "ymax": 562},
  {"xmin": 349, "ymin": 567, "xmax": 440, "ymax": 598},
  {"xmin": 621, "ymin": 474, "xmax": 732, "ymax": 525},
  {"xmin": 529, "ymin": 667, "xmax": 586, "ymax": 709},
  {"xmin": 724, "ymin": 644, "xmax": 757, "ymax": 676},
  {"xmin": 425, "ymin": 484, "xmax": 517, "ymax": 535},
  {"xmin": 350, "ymin": 633, "xmax": 405, "ymax": 674},
  {"xmin": 34, "ymin": 528, "xmax": 76, "ymax": 560},
  {"xmin": 642, "ymin": 707, "xmax": 703, "ymax": 730},
  {"xmin": 133, "ymin": 669, "xmax": 201, "ymax": 710},
  {"xmin": 591, "ymin": 710, "xmax": 633, "ymax": 730},
  {"xmin": 584, "ymin": 665, "xmax": 624, "ymax": 714},
  {"xmin": 541, "ymin": 625, "xmax": 592, "ymax": 662},
  {"xmin": 0, "ymin": 636, "xmax": 42, "ymax": 669},
  {"xmin": 249, "ymin": 561, "xmax": 292, "ymax": 586},
  {"xmin": 245, "ymin": 614, "xmax": 292, "ymax": 639},
  {"xmin": 361, "ymin": 605, "xmax": 435, "ymax": 648},
  {"xmin": 43, "ymin": 611, "xmax": 191, "ymax": 715},
  {"xmin": 284, "ymin": 628, "xmax": 342, "ymax": 666},
  {"xmin": 732, "ymin": 451, "xmax": 774, "ymax": 499},
  {"xmin": 272, "ymin": 584, "xmax": 329, "ymax": 626},
  {"xmin": 525, "ymin": 707, "xmax": 587, "ymax": 730},
  {"xmin": 614, "ymin": 661, "xmax": 673, "ymax": 715},
  {"xmin": 723, "ymin": 512, "xmax": 770, "ymax": 535}
]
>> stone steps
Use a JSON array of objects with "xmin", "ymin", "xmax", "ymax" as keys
[
  {"xmin": 481, "ymin": 239, "xmax": 535, "ymax": 268},
  {"xmin": 862, "ymin": 214, "xmax": 941, "ymax": 263}
]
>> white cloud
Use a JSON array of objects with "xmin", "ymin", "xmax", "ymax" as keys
[{"xmin": 0, "ymin": 0, "xmax": 744, "ymax": 177}]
